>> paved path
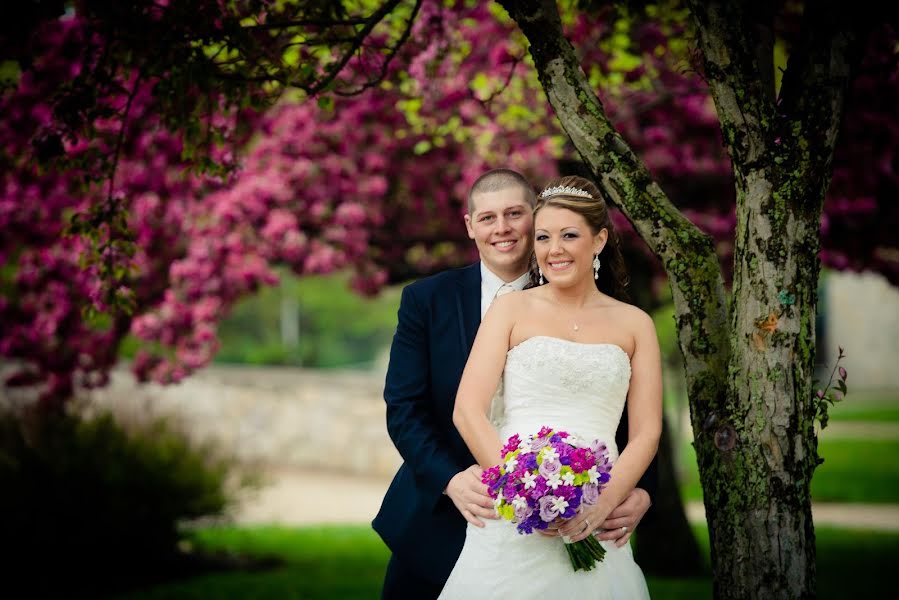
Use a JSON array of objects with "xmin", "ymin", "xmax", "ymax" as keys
[{"xmin": 231, "ymin": 467, "xmax": 899, "ymax": 532}]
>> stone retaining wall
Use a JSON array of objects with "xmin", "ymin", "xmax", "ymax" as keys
[{"xmin": 79, "ymin": 363, "xmax": 402, "ymax": 478}]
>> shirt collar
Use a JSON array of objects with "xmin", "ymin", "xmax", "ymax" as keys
[{"xmin": 480, "ymin": 262, "xmax": 529, "ymax": 299}]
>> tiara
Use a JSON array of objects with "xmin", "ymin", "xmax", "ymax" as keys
[{"xmin": 539, "ymin": 185, "xmax": 593, "ymax": 200}]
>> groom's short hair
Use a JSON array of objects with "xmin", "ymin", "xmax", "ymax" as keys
[{"xmin": 467, "ymin": 169, "xmax": 537, "ymax": 214}]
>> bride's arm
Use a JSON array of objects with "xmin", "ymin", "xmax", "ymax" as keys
[
  {"xmin": 452, "ymin": 293, "xmax": 517, "ymax": 468},
  {"xmin": 562, "ymin": 308, "xmax": 663, "ymax": 542}
]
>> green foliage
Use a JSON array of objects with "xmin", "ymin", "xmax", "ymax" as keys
[
  {"xmin": 213, "ymin": 271, "xmax": 401, "ymax": 368},
  {"xmin": 0, "ymin": 411, "xmax": 233, "ymax": 595},
  {"xmin": 121, "ymin": 524, "xmax": 899, "ymax": 598}
]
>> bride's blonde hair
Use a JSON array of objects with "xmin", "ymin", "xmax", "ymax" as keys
[{"xmin": 527, "ymin": 175, "xmax": 630, "ymax": 301}]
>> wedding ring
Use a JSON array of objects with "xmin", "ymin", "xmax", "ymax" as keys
[
  {"xmin": 580, "ymin": 522, "xmax": 589, "ymax": 534},
  {"xmin": 584, "ymin": 518, "xmax": 590, "ymax": 528},
  {"xmin": 621, "ymin": 526, "xmax": 628, "ymax": 534}
]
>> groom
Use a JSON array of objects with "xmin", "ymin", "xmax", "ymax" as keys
[{"xmin": 373, "ymin": 169, "xmax": 656, "ymax": 598}]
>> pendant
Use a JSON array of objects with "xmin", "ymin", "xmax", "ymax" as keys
[{"xmin": 573, "ymin": 323, "xmax": 579, "ymax": 331}]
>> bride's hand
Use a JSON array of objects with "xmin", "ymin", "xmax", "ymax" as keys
[
  {"xmin": 557, "ymin": 507, "xmax": 608, "ymax": 544},
  {"xmin": 536, "ymin": 521, "xmax": 562, "ymax": 537}
]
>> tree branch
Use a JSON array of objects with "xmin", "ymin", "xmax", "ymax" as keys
[
  {"xmin": 778, "ymin": 0, "xmax": 870, "ymax": 208},
  {"xmin": 333, "ymin": 0, "xmax": 423, "ymax": 97},
  {"xmin": 685, "ymin": 0, "xmax": 777, "ymax": 169},
  {"xmin": 498, "ymin": 0, "xmax": 730, "ymax": 408}
]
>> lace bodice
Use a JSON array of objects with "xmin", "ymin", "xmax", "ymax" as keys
[{"xmin": 497, "ymin": 336, "xmax": 632, "ymax": 460}]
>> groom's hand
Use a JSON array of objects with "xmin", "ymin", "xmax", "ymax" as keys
[
  {"xmin": 445, "ymin": 465, "xmax": 497, "ymax": 528},
  {"xmin": 595, "ymin": 487, "xmax": 651, "ymax": 547}
]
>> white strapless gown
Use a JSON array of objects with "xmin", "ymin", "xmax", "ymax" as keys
[{"xmin": 439, "ymin": 336, "xmax": 650, "ymax": 599}]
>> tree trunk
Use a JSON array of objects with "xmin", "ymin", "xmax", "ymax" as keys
[
  {"xmin": 499, "ymin": 0, "xmax": 870, "ymax": 597},
  {"xmin": 686, "ymin": 2, "xmax": 867, "ymax": 596},
  {"xmin": 696, "ymin": 169, "xmax": 821, "ymax": 598}
]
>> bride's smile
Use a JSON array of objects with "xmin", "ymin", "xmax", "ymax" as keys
[{"xmin": 534, "ymin": 205, "xmax": 606, "ymax": 288}]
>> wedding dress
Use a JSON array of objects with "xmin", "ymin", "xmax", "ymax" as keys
[{"xmin": 439, "ymin": 336, "xmax": 650, "ymax": 599}]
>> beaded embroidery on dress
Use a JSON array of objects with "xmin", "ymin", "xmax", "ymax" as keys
[{"xmin": 439, "ymin": 336, "xmax": 650, "ymax": 599}]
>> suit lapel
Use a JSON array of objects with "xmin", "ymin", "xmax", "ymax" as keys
[{"xmin": 456, "ymin": 262, "xmax": 481, "ymax": 356}]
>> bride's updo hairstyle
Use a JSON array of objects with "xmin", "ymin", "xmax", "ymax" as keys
[{"xmin": 528, "ymin": 175, "xmax": 630, "ymax": 302}]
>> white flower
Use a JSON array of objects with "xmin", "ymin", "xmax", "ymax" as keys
[
  {"xmin": 522, "ymin": 471, "xmax": 538, "ymax": 489},
  {"xmin": 542, "ymin": 446, "xmax": 560, "ymax": 463},
  {"xmin": 561, "ymin": 471, "xmax": 576, "ymax": 486},
  {"xmin": 512, "ymin": 495, "xmax": 528, "ymax": 510},
  {"xmin": 566, "ymin": 435, "xmax": 580, "ymax": 447},
  {"xmin": 505, "ymin": 456, "xmax": 518, "ymax": 472},
  {"xmin": 518, "ymin": 438, "xmax": 532, "ymax": 453},
  {"xmin": 587, "ymin": 466, "xmax": 600, "ymax": 484},
  {"xmin": 546, "ymin": 473, "xmax": 562, "ymax": 489},
  {"xmin": 550, "ymin": 496, "xmax": 569, "ymax": 514}
]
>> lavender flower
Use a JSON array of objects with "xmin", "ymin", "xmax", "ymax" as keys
[
  {"xmin": 581, "ymin": 483, "xmax": 599, "ymax": 505},
  {"xmin": 539, "ymin": 457, "xmax": 561, "ymax": 478},
  {"xmin": 538, "ymin": 496, "xmax": 560, "ymax": 522}
]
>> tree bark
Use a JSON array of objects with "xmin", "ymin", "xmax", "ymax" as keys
[
  {"xmin": 687, "ymin": 1, "xmax": 866, "ymax": 597},
  {"xmin": 499, "ymin": 0, "xmax": 870, "ymax": 597}
]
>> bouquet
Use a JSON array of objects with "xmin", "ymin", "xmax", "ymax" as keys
[{"xmin": 481, "ymin": 426, "xmax": 612, "ymax": 571}]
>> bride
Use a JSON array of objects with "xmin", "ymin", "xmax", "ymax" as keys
[{"xmin": 439, "ymin": 176, "xmax": 661, "ymax": 598}]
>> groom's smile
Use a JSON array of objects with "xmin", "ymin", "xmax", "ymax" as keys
[{"xmin": 464, "ymin": 186, "xmax": 534, "ymax": 281}]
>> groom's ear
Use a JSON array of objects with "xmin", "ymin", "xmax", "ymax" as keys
[{"xmin": 463, "ymin": 213, "xmax": 476, "ymax": 239}]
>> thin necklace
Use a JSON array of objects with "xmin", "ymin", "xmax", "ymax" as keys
[{"xmin": 549, "ymin": 291, "xmax": 586, "ymax": 332}]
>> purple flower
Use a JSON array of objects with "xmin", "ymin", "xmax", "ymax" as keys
[
  {"xmin": 530, "ymin": 436, "xmax": 549, "ymax": 453},
  {"xmin": 839, "ymin": 366, "xmax": 847, "ymax": 380},
  {"xmin": 539, "ymin": 457, "xmax": 561, "ymax": 478},
  {"xmin": 481, "ymin": 465, "xmax": 501, "ymax": 486},
  {"xmin": 528, "ymin": 476, "xmax": 548, "ymax": 500},
  {"xmin": 569, "ymin": 448, "xmax": 595, "ymax": 473},
  {"xmin": 520, "ymin": 452, "xmax": 538, "ymax": 471},
  {"xmin": 556, "ymin": 485, "xmax": 577, "ymax": 500},
  {"xmin": 537, "ymin": 426, "xmax": 554, "ymax": 438},
  {"xmin": 489, "ymin": 473, "xmax": 508, "ymax": 497},
  {"xmin": 514, "ymin": 500, "xmax": 534, "ymax": 521},
  {"xmin": 501, "ymin": 434, "xmax": 521, "ymax": 457},
  {"xmin": 503, "ymin": 483, "xmax": 517, "ymax": 500},
  {"xmin": 538, "ymin": 496, "xmax": 560, "ymax": 522},
  {"xmin": 581, "ymin": 483, "xmax": 600, "ymax": 505},
  {"xmin": 557, "ymin": 443, "xmax": 573, "ymax": 464}
]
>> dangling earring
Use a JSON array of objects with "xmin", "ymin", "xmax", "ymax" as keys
[
  {"xmin": 593, "ymin": 254, "xmax": 601, "ymax": 280},
  {"xmin": 539, "ymin": 267, "xmax": 545, "ymax": 285}
]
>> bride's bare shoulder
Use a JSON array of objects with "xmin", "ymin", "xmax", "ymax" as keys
[{"xmin": 601, "ymin": 298, "xmax": 655, "ymax": 331}]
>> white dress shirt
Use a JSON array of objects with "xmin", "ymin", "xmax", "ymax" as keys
[
  {"xmin": 479, "ymin": 263, "xmax": 529, "ymax": 428},
  {"xmin": 480, "ymin": 263, "xmax": 530, "ymax": 319}
]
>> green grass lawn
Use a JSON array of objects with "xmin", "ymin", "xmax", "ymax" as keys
[
  {"xmin": 121, "ymin": 525, "xmax": 899, "ymax": 599},
  {"xmin": 827, "ymin": 397, "xmax": 899, "ymax": 423},
  {"xmin": 677, "ymin": 436, "xmax": 899, "ymax": 504}
]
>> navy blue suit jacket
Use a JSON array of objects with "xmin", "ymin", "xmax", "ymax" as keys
[{"xmin": 372, "ymin": 262, "xmax": 656, "ymax": 586}]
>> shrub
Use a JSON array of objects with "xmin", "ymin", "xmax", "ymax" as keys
[{"xmin": 0, "ymin": 410, "xmax": 233, "ymax": 595}]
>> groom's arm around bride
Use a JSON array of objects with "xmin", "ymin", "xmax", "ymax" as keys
[{"xmin": 372, "ymin": 264, "xmax": 495, "ymax": 598}]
